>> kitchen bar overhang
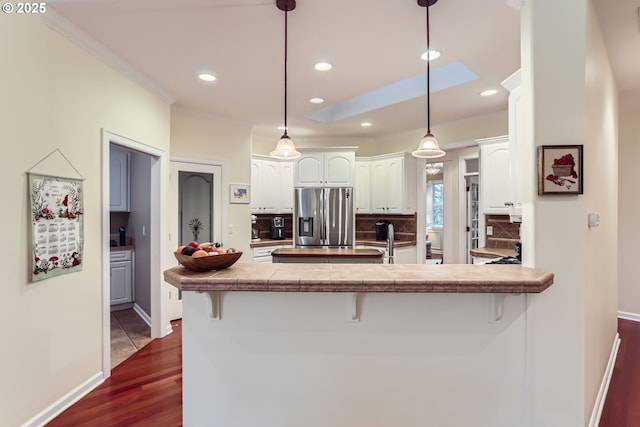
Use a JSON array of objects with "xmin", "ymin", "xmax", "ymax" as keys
[{"xmin": 164, "ymin": 262, "xmax": 553, "ymax": 294}]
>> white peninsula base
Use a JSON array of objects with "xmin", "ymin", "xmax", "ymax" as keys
[{"xmin": 182, "ymin": 290, "xmax": 529, "ymax": 427}]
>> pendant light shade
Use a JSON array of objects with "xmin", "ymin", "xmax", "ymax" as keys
[
  {"xmin": 414, "ymin": 133, "xmax": 445, "ymax": 158},
  {"xmin": 270, "ymin": 0, "xmax": 301, "ymax": 160},
  {"xmin": 270, "ymin": 134, "xmax": 299, "ymax": 158},
  {"xmin": 412, "ymin": 0, "xmax": 446, "ymax": 159}
]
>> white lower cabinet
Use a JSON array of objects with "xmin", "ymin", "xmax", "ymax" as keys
[
  {"xmin": 471, "ymin": 256, "xmax": 501, "ymax": 264},
  {"xmin": 252, "ymin": 245, "xmax": 292, "ymax": 263},
  {"xmin": 394, "ymin": 246, "xmax": 418, "ymax": 264},
  {"xmin": 110, "ymin": 250, "xmax": 134, "ymax": 305},
  {"xmin": 356, "ymin": 245, "xmax": 417, "ymax": 264}
]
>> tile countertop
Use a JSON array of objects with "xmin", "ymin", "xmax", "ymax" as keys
[
  {"xmin": 470, "ymin": 247, "xmax": 517, "ymax": 259},
  {"xmin": 249, "ymin": 239, "xmax": 415, "ymax": 249},
  {"xmin": 164, "ymin": 263, "xmax": 553, "ymax": 294}
]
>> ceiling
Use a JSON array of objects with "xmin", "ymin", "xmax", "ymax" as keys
[{"xmin": 47, "ymin": 0, "xmax": 638, "ymax": 143}]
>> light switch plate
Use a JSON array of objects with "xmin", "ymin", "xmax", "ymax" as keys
[
  {"xmin": 486, "ymin": 226, "xmax": 493, "ymax": 236},
  {"xmin": 588, "ymin": 213, "xmax": 600, "ymax": 228}
]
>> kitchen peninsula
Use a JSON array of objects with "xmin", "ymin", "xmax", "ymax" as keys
[{"xmin": 164, "ymin": 263, "xmax": 553, "ymax": 426}]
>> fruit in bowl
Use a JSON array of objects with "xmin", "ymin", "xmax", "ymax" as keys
[{"xmin": 174, "ymin": 241, "xmax": 242, "ymax": 272}]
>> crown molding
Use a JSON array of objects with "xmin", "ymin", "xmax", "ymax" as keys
[{"xmin": 41, "ymin": 9, "xmax": 176, "ymax": 105}]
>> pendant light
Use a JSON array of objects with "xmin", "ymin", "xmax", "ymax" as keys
[
  {"xmin": 425, "ymin": 163, "xmax": 441, "ymax": 175},
  {"xmin": 412, "ymin": 0, "xmax": 446, "ymax": 159},
  {"xmin": 270, "ymin": 0, "xmax": 301, "ymax": 159}
]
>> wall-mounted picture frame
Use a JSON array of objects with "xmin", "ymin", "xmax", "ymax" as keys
[
  {"xmin": 537, "ymin": 145, "xmax": 583, "ymax": 195},
  {"xmin": 229, "ymin": 184, "xmax": 250, "ymax": 204},
  {"xmin": 29, "ymin": 173, "xmax": 84, "ymax": 282}
]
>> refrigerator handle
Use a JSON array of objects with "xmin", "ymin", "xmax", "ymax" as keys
[{"xmin": 320, "ymin": 188, "xmax": 325, "ymax": 244}]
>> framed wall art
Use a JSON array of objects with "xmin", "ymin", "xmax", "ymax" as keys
[
  {"xmin": 229, "ymin": 184, "xmax": 250, "ymax": 204},
  {"xmin": 538, "ymin": 145, "xmax": 583, "ymax": 195}
]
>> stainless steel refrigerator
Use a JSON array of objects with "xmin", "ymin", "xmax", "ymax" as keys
[{"xmin": 294, "ymin": 187, "xmax": 354, "ymax": 248}]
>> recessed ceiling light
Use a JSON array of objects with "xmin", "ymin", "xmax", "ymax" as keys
[
  {"xmin": 420, "ymin": 49, "xmax": 441, "ymax": 61},
  {"xmin": 198, "ymin": 73, "xmax": 216, "ymax": 82},
  {"xmin": 309, "ymin": 97, "xmax": 324, "ymax": 104},
  {"xmin": 314, "ymin": 62, "xmax": 333, "ymax": 71},
  {"xmin": 360, "ymin": 122, "xmax": 372, "ymax": 127},
  {"xmin": 480, "ymin": 89, "xmax": 498, "ymax": 97}
]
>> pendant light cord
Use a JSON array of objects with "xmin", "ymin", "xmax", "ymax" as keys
[
  {"xmin": 283, "ymin": 10, "xmax": 289, "ymax": 136},
  {"xmin": 426, "ymin": 4, "xmax": 431, "ymax": 134}
]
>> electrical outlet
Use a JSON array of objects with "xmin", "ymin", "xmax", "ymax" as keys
[
  {"xmin": 227, "ymin": 224, "xmax": 233, "ymax": 234},
  {"xmin": 486, "ymin": 226, "xmax": 493, "ymax": 236}
]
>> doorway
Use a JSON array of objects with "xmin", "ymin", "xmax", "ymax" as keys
[
  {"xmin": 425, "ymin": 163, "xmax": 444, "ymax": 261},
  {"xmin": 465, "ymin": 175, "xmax": 479, "ymax": 264},
  {"xmin": 168, "ymin": 160, "xmax": 223, "ymax": 321},
  {"xmin": 459, "ymin": 155, "xmax": 479, "ymax": 264},
  {"xmin": 102, "ymin": 130, "xmax": 166, "ymax": 378}
]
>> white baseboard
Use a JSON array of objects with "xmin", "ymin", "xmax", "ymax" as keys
[
  {"xmin": 618, "ymin": 311, "xmax": 640, "ymax": 323},
  {"xmin": 588, "ymin": 332, "xmax": 621, "ymax": 427},
  {"xmin": 133, "ymin": 303, "xmax": 152, "ymax": 327},
  {"xmin": 21, "ymin": 372, "xmax": 104, "ymax": 427}
]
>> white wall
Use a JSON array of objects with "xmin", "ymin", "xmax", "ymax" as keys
[
  {"xmin": 170, "ymin": 110, "xmax": 253, "ymax": 256},
  {"xmin": 0, "ymin": 15, "xmax": 170, "ymax": 427},
  {"xmin": 618, "ymin": 110, "xmax": 640, "ymax": 317},
  {"xmin": 583, "ymin": 4, "xmax": 619, "ymax": 416},
  {"xmin": 520, "ymin": 0, "xmax": 618, "ymax": 424}
]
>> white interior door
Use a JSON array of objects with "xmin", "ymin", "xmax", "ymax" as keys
[{"xmin": 168, "ymin": 160, "xmax": 223, "ymax": 320}]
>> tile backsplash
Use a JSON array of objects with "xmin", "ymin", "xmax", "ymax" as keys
[
  {"xmin": 355, "ymin": 214, "xmax": 416, "ymax": 242},
  {"xmin": 253, "ymin": 214, "xmax": 293, "ymax": 240},
  {"xmin": 485, "ymin": 214, "xmax": 520, "ymax": 250},
  {"xmin": 253, "ymin": 213, "xmax": 417, "ymax": 243}
]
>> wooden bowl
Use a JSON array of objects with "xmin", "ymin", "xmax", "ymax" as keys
[{"xmin": 174, "ymin": 251, "xmax": 242, "ymax": 272}]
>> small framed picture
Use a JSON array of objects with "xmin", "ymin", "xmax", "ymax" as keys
[
  {"xmin": 537, "ymin": 145, "xmax": 583, "ymax": 195},
  {"xmin": 229, "ymin": 184, "xmax": 250, "ymax": 204}
]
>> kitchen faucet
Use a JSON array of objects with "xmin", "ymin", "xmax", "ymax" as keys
[{"xmin": 386, "ymin": 223, "xmax": 394, "ymax": 264}]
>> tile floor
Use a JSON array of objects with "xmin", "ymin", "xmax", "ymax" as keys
[{"xmin": 110, "ymin": 308, "xmax": 153, "ymax": 369}]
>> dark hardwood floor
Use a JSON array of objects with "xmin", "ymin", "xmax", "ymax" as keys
[
  {"xmin": 46, "ymin": 317, "xmax": 640, "ymax": 426},
  {"xmin": 47, "ymin": 320, "xmax": 183, "ymax": 427},
  {"xmin": 600, "ymin": 318, "xmax": 640, "ymax": 427}
]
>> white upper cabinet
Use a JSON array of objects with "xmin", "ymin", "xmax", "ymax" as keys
[
  {"xmin": 294, "ymin": 148, "xmax": 356, "ymax": 187},
  {"xmin": 368, "ymin": 153, "xmax": 417, "ymax": 215},
  {"xmin": 109, "ymin": 145, "xmax": 130, "ymax": 212},
  {"xmin": 295, "ymin": 152, "xmax": 323, "ymax": 186},
  {"xmin": 324, "ymin": 152, "xmax": 354, "ymax": 186},
  {"xmin": 280, "ymin": 161, "xmax": 294, "ymax": 213},
  {"xmin": 479, "ymin": 137, "xmax": 510, "ymax": 214},
  {"xmin": 501, "ymin": 69, "xmax": 522, "ymax": 222},
  {"xmin": 354, "ymin": 160, "xmax": 370, "ymax": 213},
  {"xmin": 251, "ymin": 156, "xmax": 293, "ymax": 214}
]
